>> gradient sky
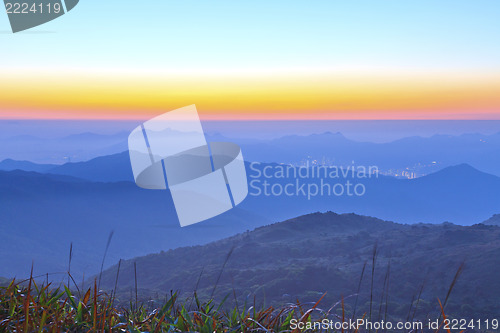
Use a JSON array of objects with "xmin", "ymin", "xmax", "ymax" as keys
[{"xmin": 1, "ymin": 0, "xmax": 500, "ymax": 120}]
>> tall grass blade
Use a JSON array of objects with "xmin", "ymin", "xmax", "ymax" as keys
[
  {"xmin": 351, "ymin": 261, "xmax": 367, "ymax": 322},
  {"xmin": 211, "ymin": 245, "xmax": 235, "ymax": 299},
  {"xmin": 134, "ymin": 261, "xmax": 138, "ymax": 312},
  {"xmin": 369, "ymin": 242, "xmax": 378, "ymax": 332},
  {"xmin": 98, "ymin": 230, "xmax": 114, "ymax": 291},
  {"xmin": 68, "ymin": 242, "xmax": 73, "ymax": 287}
]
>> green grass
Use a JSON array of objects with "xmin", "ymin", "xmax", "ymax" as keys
[
  {"xmin": 0, "ymin": 276, "xmax": 341, "ymax": 332},
  {"xmin": 0, "ymin": 277, "xmax": 463, "ymax": 333}
]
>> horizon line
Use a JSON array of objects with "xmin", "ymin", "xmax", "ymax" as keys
[{"xmin": 2, "ymin": 114, "xmax": 500, "ymax": 121}]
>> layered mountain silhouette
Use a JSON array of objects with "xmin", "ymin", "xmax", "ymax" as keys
[
  {"xmin": 98, "ymin": 212, "xmax": 500, "ymax": 319},
  {"xmin": 239, "ymin": 131, "xmax": 500, "ymax": 177},
  {"xmin": 0, "ymin": 152, "xmax": 132, "ymax": 183},
  {"xmin": 41, "ymin": 152, "xmax": 500, "ymax": 224},
  {"xmin": 47, "ymin": 152, "xmax": 132, "ymax": 183},
  {"xmin": 240, "ymin": 162, "xmax": 500, "ymax": 224},
  {"xmin": 0, "ymin": 132, "xmax": 128, "ymax": 164},
  {"xmin": 1, "ymin": 160, "xmax": 499, "ymax": 278},
  {"xmin": 3, "ymin": 130, "xmax": 500, "ymax": 175},
  {"xmin": 2, "ymin": 151, "xmax": 499, "ymax": 224},
  {"xmin": 0, "ymin": 170, "xmax": 268, "ymax": 278},
  {"xmin": 0, "ymin": 159, "xmax": 57, "ymax": 173},
  {"xmin": 2, "ymin": 130, "xmax": 499, "ymax": 320}
]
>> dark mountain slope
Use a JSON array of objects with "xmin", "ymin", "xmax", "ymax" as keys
[{"xmin": 99, "ymin": 212, "xmax": 500, "ymax": 319}]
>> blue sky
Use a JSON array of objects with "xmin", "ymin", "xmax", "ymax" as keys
[{"xmin": 1, "ymin": 0, "xmax": 500, "ymax": 74}]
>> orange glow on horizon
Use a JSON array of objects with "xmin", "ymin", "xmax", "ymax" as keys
[{"xmin": 1, "ymin": 73, "xmax": 499, "ymax": 120}]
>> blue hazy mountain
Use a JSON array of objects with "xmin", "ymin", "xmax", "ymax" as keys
[
  {"xmin": 3, "ymin": 129, "xmax": 500, "ymax": 180},
  {"xmin": 0, "ymin": 132, "xmax": 129, "ymax": 164},
  {"xmin": 4, "ymin": 130, "xmax": 500, "ymax": 175},
  {"xmin": 4, "ymin": 151, "xmax": 500, "ymax": 224},
  {"xmin": 0, "ymin": 159, "xmax": 57, "ymax": 173},
  {"xmin": 1, "ymin": 159, "xmax": 500, "ymax": 278},
  {"xmin": 239, "ymin": 163, "xmax": 500, "ymax": 225},
  {"xmin": 239, "ymin": 131, "xmax": 500, "ymax": 176},
  {"xmin": 0, "ymin": 151, "xmax": 133, "ymax": 183},
  {"xmin": 48, "ymin": 152, "xmax": 133, "ymax": 182},
  {"xmin": 0, "ymin": 170, "xmax": 269, "ymax": 278},
  {"xmin": 21, "ymin": 147, "xmax": 500, "ymax": 225},
  {"xmin": 3, "ymin": 128, "xmax": 500, "ymax": 279}
]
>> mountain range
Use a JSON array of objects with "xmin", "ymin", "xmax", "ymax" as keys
[
  {"xmin": 238, "ymin": 131, "xmax": 500, "ymax": 177},
  {"xmin": 0, "ymin": 132, "xmax": 129, "ymax": 164},
  {"xmin": 2, "ymin": 130, "xmax": 500, "ymax": 283},
  {"xmin": 3, "ymin": 149, "xmax": 498, "ymax": 224},
  {"xmin": 0, "ymin": 170, "xmax": 269, "ymax": 279},
  {"xmin": 1, "ymin": 159, "xmax": 500, "ymax": 279},
  {"xmin": 98, "ymin": 212, "xmax": 500, "ymax": 320},
  {"xmin": 3, "ymin": 130, "xmax": 500, "ymax": 176}
]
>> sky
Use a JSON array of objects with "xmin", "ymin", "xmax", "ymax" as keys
[{"xmin": 1, "ymin": 0, "xmax": 500, "ymax": 120}]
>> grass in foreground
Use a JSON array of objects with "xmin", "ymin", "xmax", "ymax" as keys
[
  {"xmin": 0, "ymin": 247, "xmax": 464, "ymax": 332},
  {"xmin": 0, "ymin": 278, "xmax": 461, "ymax": 333},
  {"xmin": 0, "ymin": 276, "xmax": 345, "ymax": 332}
]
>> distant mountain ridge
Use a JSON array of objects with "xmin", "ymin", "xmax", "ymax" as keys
[
  {"xmin": 239, "ymin": 162, "xmax": 500, "ymax": 225},
  {"xmin": 0, "ymin": 152, "xmax": 133, "ymax": 183},
  {"xmin": 1, "ymin": 160, "xmax": 500, "ymax": 278},
  {"xmin": 0, "ymin": 169, "xmax": 269, "ymax": 278},
  {"xmin": 48, "ymin": 152, "xmax": 132, "ymax": 183},
  {"xmin": 2, "ymin": 131, "xmax": 500, "ymax": 280},
  {"xmin": 98, "ymin": 211, "xmax": 500, "ymax": 319},
  {"xmin": 3, "ymin": 129, "xmax": 500, "ymax": 175},
  {"xmin": 482, "ymin": 214, "xmax": 500, "ymax": 226},
  {"xmin": 0, "ymin": 132, "xmax": 129, "ymax": 164},
  {"xmin": 239, "ymin": 131, "xmax": 500, "ymax": 176},
  {"xmin": 2, "ymin": 155, "xmax": 500, "ymax": 224},
  {"xmin": 0, "ymin": 159, "xmax": 57, "ymax": 173}
]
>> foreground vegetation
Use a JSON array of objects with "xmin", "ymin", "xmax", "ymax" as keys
[
  {"xmin": 0, "ymin": 277, "xmax": 343, "ymax": 332},
  {"xmin": 1, "ymin": 276, "xmax": 464, "ymax": 333},
  {"xmin": 0, "ymin": 237, "xmax": 473, "ymax": 332},
  {"xmin": 97, "ymin": 214, "xmax": 500, "ymax": 319}
]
